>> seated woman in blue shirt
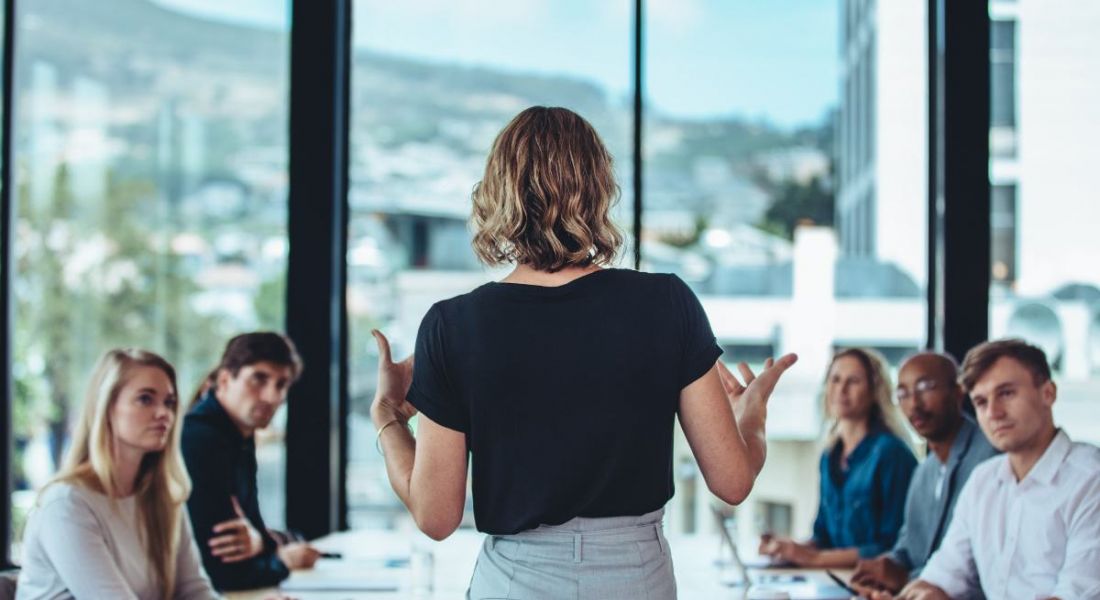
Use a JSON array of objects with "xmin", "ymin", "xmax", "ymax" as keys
[{"xmin": 760, "ymin": 348, "xmax": 916, "ymax": 568}]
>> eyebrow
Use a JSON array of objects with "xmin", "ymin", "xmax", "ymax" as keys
[
  {"xmin": 973, "ymin": 381, "xmax": 1017, "ymax": 399},
  {"xmin": 136, "ymin": 387, "xmax": 176, "ymax": 400}
]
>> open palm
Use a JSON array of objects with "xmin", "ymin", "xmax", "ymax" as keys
[
  {"xmin": 370, "ymin": 329, "xmax": 417, "ymax": 426},
  {"xmin": 716, "ymin": 354, "xmax": 798, "ymax": 421}
]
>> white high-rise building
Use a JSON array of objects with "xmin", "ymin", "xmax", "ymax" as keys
[
  {"xmin": 836, "ymin": 0, "xmax": 928, "ymax": 287},
  {"xmin": 837, "ymin": 0, "xmax": 1100, "ymax": 299}
]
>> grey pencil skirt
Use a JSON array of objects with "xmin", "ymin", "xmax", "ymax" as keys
[{"xmin": 466, "ymin": 508, "xmax": 677, "ymax": 600}]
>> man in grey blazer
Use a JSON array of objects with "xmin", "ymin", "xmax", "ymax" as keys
[{"xmin": 850, "ymin": 352, "xmax": 999, "ymax": 595}]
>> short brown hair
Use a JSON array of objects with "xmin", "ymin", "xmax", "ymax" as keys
[
  {"xmin": 191, "ymin": 332, "xmax": 303, "ymax": 407},
  {"xmin": 959, "ymin": 338, "xmax": 1052, "ymax": 392},
  {"xmin": 471, "ymin": 106, "xmax": 623, "ymax": 272}
]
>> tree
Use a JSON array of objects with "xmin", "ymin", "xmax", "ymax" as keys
[
  {"xmin": 759, "ymin": 174, "xmax": 835, "ymax": 240},
  {"xmin": 13, "ymin": 160, "xmax": 227, "ymax": 479}
]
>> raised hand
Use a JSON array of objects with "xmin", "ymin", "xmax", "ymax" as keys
[
  {"xmin": 209, "ymin": 496, "xmax": 264, "ymax": 563},
  {"xmin": 717, "ymin": 354, "xmax": 798, "ymax": 422},
  {"xmin": 370, "ymin": 329, "xmax": 417, "ymax": 428}
]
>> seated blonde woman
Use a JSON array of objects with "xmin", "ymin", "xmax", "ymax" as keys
[
  {"xmin": 760, "ymin": 348, "xmax": 917, "ymax": 568},
  {"xmin": 17, "ymin": 349, "xmax": 219, "ymax": 599}
]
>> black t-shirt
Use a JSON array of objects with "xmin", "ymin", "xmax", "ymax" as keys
[{"xmin": 407, "ymin": 268, "xmax": 722, "ymax": 535}]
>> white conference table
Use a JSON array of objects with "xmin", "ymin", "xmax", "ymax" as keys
[{"xmin": 226, "ymin": 529, "xmax": 851, "ymax": 600}]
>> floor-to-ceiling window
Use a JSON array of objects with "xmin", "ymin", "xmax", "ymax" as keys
[
  {"xmin": 8, "ymin": 0, "xmax": 291, "ymax": 557},
  {"xmin": 988, "ymin": 0, "xmax": 1100, "ymax": 444},
  {"xmin": 345, "ymin": 0, "xmax": 633, "ymax": 529},
  {"xmin": 642, "ymin": 0, "xmax": 928, "ymax": 543}
]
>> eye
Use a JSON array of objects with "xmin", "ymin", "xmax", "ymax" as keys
[
  {"xmin": 165, "ymin": 398, "xmax": 178, "ymax": 410},
  {"xmin": 137, "ymin": 393, "xmax": 154, "ymax": 405}
]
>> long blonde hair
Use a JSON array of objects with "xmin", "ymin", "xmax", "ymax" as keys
[
  {"xmin": 822, "ymin": 348, "xmax": 911, "ymax": 451},
  {"xmin": 45, "ymin": 348, "xmax": 191, "ymax": 598}
]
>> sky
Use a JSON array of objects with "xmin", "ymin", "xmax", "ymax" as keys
[{"xmin": 152, "ymin": 0, "xmax": 838, "ymax": 129}]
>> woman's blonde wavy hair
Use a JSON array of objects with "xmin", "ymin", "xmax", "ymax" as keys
[
  {"xmin": 821, "ymin": 347, "xmax": 912, "ymax": 451},
  {"xmin": 471, "ymin": 106, "xmax": 623, "ymax": 272},
  {"xmin": 44, "ymin": 348, "xmax": 191, "ymax": 599}
]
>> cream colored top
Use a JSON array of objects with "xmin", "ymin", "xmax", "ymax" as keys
[{"xmin": 17, "ymin": 482, "xmax": 219, "ymax": 600}]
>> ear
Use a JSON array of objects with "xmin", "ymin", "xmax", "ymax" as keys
[
  {"xmin": 215, "ymin": 368, "xmax": 232, "ymax": 394},
  {"xmin": 1041, "ymin": 380, "xmax": 1057, "ymax": 407}
]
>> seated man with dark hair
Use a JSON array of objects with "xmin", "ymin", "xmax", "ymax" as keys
[
  {"xmin": 872, "ymin": 339, "xmax": 1100, "ymax": 600},
  {"xmin": 182, "ymin": 332, "xmax": 321, "ymax": 591},
  {"xmin": 850, "ymin": 352, "xmax": 998, "ymax": 596}
]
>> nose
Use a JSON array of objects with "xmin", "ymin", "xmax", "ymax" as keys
[
  {"xmin": 261, "ymin": 384, "xmax": 284, "ymax": 406},
  {"xmin": 987, "ymin": 397, "xmax": 1007, "ymax": 419}
]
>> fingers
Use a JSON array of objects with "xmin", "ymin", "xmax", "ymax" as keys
[
  {"xmin": 737, "ymin": 362, "xmax": 756, "ymax": 385},
  {"xmin": 231, "ymin": 495, "xmax": 246, "ymax": 519},
  {"xmin": 770, "ymin": 353, "xmax": 799, "ymax": 373},
  {"xmin": 716, "ymin": 361, "xmax": 744, "ymax": 395},
  {"xmin": 210, "ymin": 529, "xmax": 254, "ymax": 562},
  {"xmin": 399, "ymin": 354, "xmax": 415, "ymax": 372},
  {"xmin": 372, "ymin": 329, "xmax": 392, "ymax": 364},
  {"xmin": 212, "ymin": 518, "xmax": 244, "ymax": 534},
  {"xmin": 209, "ymin": 532, "xmax": 242, "ymax": 550},
  {"xmin": 302, "ymin": 546, "xmax": 322, "ymax": 567},
  {"xmin": 752, "ymin": 353, "xmax": 800, "ymax": 392}
]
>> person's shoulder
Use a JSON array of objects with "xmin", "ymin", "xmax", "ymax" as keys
[
  {"xmin": 430, "ymin": 285, "xmax": 494, "ymax": 316},
  {"xmin": 1068, "ymin": 438, "xmax": 1100, "ymax": 462},
  {"xmin": 623, "ymin": 269, "xmax": 699, "ymax": 301},
  {"xmin": 965, "ymin": 453, "xmax": 1006, "ymax": 487},
  {"xmin": 874, "ymin": 430, "xmax": 916, "ymax": 460},
  {"xmin": 35, "ymin": 481, "xmax": 103, "ymax": 516},
  {"xmin": 181, "ymin": 409, "xmax": 233, "ymax": 453},
  {"xmin": 912, "ymin": 450, "xmax": 942, "ymax": 477},
  {"xmin": 1062, "ymin": 439, "xmax": 1100, "ymax": 477},
  {"xmin": 630, "ymin": 269, "xmax": 686, "ymax": 288}
]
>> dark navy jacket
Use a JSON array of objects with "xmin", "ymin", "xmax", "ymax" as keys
[
  {"xmin": 813, "ymin": 427, "xmax": 917, "ymax": 557},
  {"xmin": 181, "ymin": 390, "xmax": 289, "ymax": 591}
]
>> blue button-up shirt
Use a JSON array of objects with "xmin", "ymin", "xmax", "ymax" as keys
[{"xmin": 813, "ymin": 427, "xmax": 917, "ymax": 557}]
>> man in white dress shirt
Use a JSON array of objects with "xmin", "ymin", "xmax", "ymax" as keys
[{"xmin": 875, "ymin": 338, "xmax": 1100, "ymax": 600}]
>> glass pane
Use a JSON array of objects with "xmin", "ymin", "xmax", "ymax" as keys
[
  {"xmin": 347, "ymin": 1, "xmax": 633, "ymax": 530},
  {"xmin": 645, "ymin": 0, "xmax": 927, "ymax": 545},
  {"xmin": 989, "ymin": 0, "xmax": 1100, "ymax": 444},
  {"xmin": 990, "ymin": 19, "xmax": 1017, "ymax": 155},
  {"xmin": 10, "ymin": 0, "xmax": 290, "ymax": 557}
]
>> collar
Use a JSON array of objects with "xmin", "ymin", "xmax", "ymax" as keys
[
  {"xmin": 995, "ymin": 428, "xmax": 1070, "ymax": 486},
  {"xmin": 832, "ymin": 425, "xmax": 888, "ymax": 468},
  {"xmin": 190, "ymin": 389, "xmax": 249, "ymax": 444}
]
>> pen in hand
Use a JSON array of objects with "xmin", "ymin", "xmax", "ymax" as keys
[{"xmin": 826, "ymin": 570, "xmax": 859, "ymax": 596}]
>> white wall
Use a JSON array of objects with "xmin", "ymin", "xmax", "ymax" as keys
[
  {"xmin": 873, "ymin": 0, "xmax": 927, "ymax": 287},
  {"xmin": 1014, "ymin": 0, "xmax": 1100, "ymax": 296}
]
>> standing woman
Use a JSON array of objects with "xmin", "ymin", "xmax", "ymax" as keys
[
  {"xmin": 760, "ymin": 348, "xmax": 916, "ymax": 568},
  {"xmin": 371, "ymin": 106, "xmax": 797, "ymax": 599},
  {"xmin": 18, "ymin": 349, "xmax": 219, "ymax": 599}
]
